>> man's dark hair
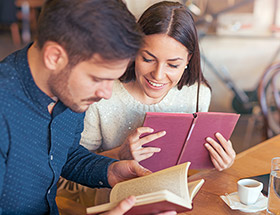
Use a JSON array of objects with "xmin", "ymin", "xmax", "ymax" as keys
[
  {"xmin": 120, "ymin": 1, "xmax": 209, "ymax": 90},
  {"xmin": 36, "ymin": 0, "xmax": 142, "ymax": 66}
]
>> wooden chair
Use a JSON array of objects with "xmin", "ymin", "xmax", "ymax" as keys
[
  {"xmin": 56, "ymin": 196, "xmax": 86, "ymax": 215},
  {"xmin": 14, "ymin": 0, "xmax": 45, "ymax": 44},
  {"xmin": 0, "ymin": 0, "xmax": 21, "ymax": 46},
  {"xmin": 0, "ymin": 0, "xmax": 44, "ymax": 46},
  {"xmin": 258, "ymin": 62, "xmax": 280, "ymax": 139}
]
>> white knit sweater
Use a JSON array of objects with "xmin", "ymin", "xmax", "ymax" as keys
[{"xmin": 80, "ymin": 80, "xmax": 211, "ymax": 151}]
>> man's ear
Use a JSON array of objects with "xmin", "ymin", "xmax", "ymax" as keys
[{"xmin": 43, "ymin": 41, "xmax": 69, "ymax": 71}]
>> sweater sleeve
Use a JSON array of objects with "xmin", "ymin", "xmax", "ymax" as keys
[{"xmin": 80, "ymin": 104, "xmax": 102, "ymax": 152}]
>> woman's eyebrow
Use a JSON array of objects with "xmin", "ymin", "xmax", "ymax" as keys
[
  {"xmin": 167, "ymin": 57, "xmax": 184, "ymax": 62},
  {"xmin": 143, "ymin": 50, "xmax": 184, "ymax": 61},
  {"xmin": 143, "ymin": 50, "xmax": 157, "ymax": 59}
]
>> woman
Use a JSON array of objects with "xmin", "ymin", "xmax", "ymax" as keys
[
  {"xmin": 58, "ymin": 1, "xmax": 236, "ymax": 206},
  {"xmin": 81, "ymin": 1, "xmax": 235, "ymax": 170}
]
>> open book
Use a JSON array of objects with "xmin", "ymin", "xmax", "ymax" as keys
[
  {"xmin": 86, "ymin": 162, "xmax": 204, "ymax": 215},
  {"xmin": 139, "ymin": 112, "xmax": 240, "ymax": 172}
]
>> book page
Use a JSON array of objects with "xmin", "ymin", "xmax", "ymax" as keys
[
  {"xmin": 188, "ymin": 179, "xmax": 205, "ymax": 200},
  {"xmin": 86, "ymin": 190, "xmax": 191, "ymax": 215},
  {"xmin": 134, "ymin": 189, "xmax": 191, "ymax": 209},
  {"xmin": 110, "ymin": 162, "xmax": 190, "ymax": 203}
]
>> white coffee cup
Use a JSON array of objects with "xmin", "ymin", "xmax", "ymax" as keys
[{"xmin": 237, "ymin": 179, "xmax": 263, "ymax": 205}]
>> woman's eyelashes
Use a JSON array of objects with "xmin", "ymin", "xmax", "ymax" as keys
[
  {"xmin": 142, "ymin": 56, "xmax": 153, "ymax": 62},
  {"xmin": 168, "ymin": 63, "xmax": 179, "ymax": 68},
  {"xmin": 142, "ymin": 56, "xmax": 180, "ymax": 69}
]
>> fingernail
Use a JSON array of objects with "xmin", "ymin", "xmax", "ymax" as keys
[
  {"xmin": 156, "ymin": 148, "xmax": 161, "ymax": 152},
  {"xmin": 162, "ymin": 131, "xmax": 166, "ymax": 135},
  {"xmin": 205, "ymin": 143, "xmax": 209, "ymax": 147},
  {"xmin": 206, "ymin": 137, "xmax": 211, "ymax": 141},
  {"xmin": 216, "ymin": 132, "xmax": 221, "ymax": 136},
  {"xmin": 149, "ymin": 128, "xmax": 154, "ymax": 132}
]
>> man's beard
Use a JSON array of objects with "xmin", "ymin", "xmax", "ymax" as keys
[{"xmin": 47, "ymin": 67, "xmax": 85, "ymax": 113}]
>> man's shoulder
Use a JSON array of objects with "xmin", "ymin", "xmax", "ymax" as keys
[
  {"xmin": 0, "ymin": 55, "xmax": 23, "ymax": 112},
  {"xmin": 0, "ymin": 54, "xmax": 22, "ymax": 90}
]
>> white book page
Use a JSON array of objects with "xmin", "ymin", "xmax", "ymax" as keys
[
  {"xmin": 188, "ymin": 179, "xmax": 205, "ymax": 200},
  {"xmin": 86, "ymin": 190, "xmax": 191, "ymax": 215},
  {"xmin": 110, "ymin": 162, "xmax": 190, "ymax": 203}
]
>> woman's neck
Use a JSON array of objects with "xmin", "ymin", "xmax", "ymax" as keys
[{"xmin": 122, "ymin": 81, "xmax": 167, "ymax": 105}]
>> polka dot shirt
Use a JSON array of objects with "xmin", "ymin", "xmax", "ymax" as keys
[{"xmin": 0, "ymin": 44, "xmax": 117, "ymax": 214}]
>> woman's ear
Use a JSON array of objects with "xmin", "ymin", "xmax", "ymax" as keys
[
  {"xmin": 43, "ymin": 41, "xmax": 69, "ymax": 71},
  {"xmin": 187, "ymin": 53, "xmax": 193, "ymax": 64}
]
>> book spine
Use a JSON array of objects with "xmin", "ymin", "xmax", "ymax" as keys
[{"xmin": 176, "ymin": 115, "xmax": 198, "ymax": 165}]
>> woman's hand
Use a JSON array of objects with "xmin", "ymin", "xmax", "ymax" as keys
[
  {"xmin": 118, "ymin": 127, "xmax": 166, "ymax": 162},
  {"xmin": 204, "ymin": 132, "xmax": 236, "ymax": 171}
]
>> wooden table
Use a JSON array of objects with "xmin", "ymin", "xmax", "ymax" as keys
[
  {"xmin": 57, "ymin": 135, "xmax": 280, "ymax": 214},
  {"xmin": 182, "ymin": 134, "xmax": 280, "ymax": 215}
]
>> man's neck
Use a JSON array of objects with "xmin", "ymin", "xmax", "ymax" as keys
[{"xmin": 28, "ymin": 43, "xmax": 54, "ymax": 98}]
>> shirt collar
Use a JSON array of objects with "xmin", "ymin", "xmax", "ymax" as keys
[{"xmin": 15, "ymin": 43, "xmax": 55, "ymax": 112}]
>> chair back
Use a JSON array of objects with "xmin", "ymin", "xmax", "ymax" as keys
[
  {"xmin": 258, "ymin": 63, "xmax": 280, "ymax": 138},
  {"xmin": 0, "ymin": 0, "xmax": 17, "ymax": 24}
]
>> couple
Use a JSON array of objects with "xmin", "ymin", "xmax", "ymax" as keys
[{"xmin": 0, "ymin": 0, "xmax": 235, "ymax": 215}]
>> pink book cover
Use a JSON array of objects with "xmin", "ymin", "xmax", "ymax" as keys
[
  {"xmin": 120, "ymin": 201, "xmax": 191, "ymax": 215},
  {"xmin": 139, "ymin": 112, "xmax": 240, "ymax": 172},
  {"xmin": 87, "ymin": 201, "xmax": 191, "ymax": 215}
]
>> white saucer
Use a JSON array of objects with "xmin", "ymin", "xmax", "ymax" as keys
[{"xmin": 220, "ymin": 192, "xmax": 268, "ymax": 213}]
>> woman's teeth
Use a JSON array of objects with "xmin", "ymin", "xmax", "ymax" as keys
[{"xmin": 148, "ymin": 80, "xmax": 164, "ymax": 87}]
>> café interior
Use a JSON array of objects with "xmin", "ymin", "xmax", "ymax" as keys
[{"xmin": 0, "ymin": 0, "xmax": 280, "ymax": 214}]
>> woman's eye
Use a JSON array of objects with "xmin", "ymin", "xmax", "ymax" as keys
[
  {"xmin": 143, "ymin": 56, "xmax": 153, "ymax": 62},
  {"xmin": 92, "ymin": 77, "xmax": 102, "ymax": 82},
  {"xmin": 168, "ymin": 64, "xmax": 179, "ymax": 68}
]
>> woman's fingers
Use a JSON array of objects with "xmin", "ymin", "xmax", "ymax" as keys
[
  {"xmin": 129, "ymin": 127, "xmax": 165, "ymax": 149},
  {"xmin": 205, "ymin": 133, "xmax": 236, "ymax": 171},
  {"xmin": 215, "ymin": 133, "xmax": 235, "ymax": 156},
  {"xmin": 120, "ymin": 127, "xmax": 166, "ymax": 161},
  {"xmin": 136, "ymin": 152, "xmax": 155, "ymax": 161},
  {"xmin": 129, "ymin": 127, "xmax": 154, "ymax": 142},
  {"xmin": 138, "ymin": 130, "xmax": 166, "ymax": 146},
  {"xmin": 131, "ymin": 146, "xmax": 161, "ymax": 162},
  {"xmin": 205, "ymin": 142, "xmax": 226, "ymax": 171}
]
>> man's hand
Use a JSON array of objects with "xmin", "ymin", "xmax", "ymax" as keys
[
  {"xmin": 107, "ymin": 160, "xmax": 151, "ymax": 187},
  {"xmin": 102, "ymin": 196, "xmax": 177, "ymax": 215},
  {"xmin": 101, "ymin": 196, "xmax": 136, "ymax": 215}
]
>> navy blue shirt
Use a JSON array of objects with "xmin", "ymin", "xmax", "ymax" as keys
[{"xmin": 0, "ymin": 45, "xmax": 117, "ymax": 214}]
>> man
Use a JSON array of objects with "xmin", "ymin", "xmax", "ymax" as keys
[{"xmin": 0, "ymin": 0, "xmax": 177, "ymax": 214}]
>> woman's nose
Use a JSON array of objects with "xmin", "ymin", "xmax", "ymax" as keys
[{"xmin": 151, "ymin": 63, "xmax": 165, "ymax": 80}]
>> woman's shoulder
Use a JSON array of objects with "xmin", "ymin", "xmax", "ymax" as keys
[{"xmin": 173, "ymin": 82, "xmax": 211, "ymax": 97}]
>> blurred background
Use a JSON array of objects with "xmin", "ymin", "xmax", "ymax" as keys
[{"xmin": 1, "ymin": 0, "xmax": 280, "ymax": 153}]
